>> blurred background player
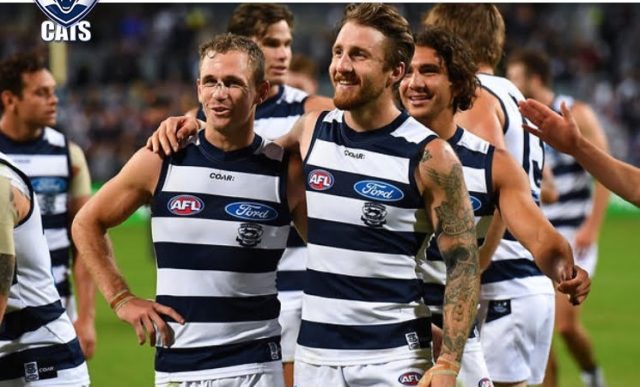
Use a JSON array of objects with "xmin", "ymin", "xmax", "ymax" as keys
[
  {"xmin": 0, "ymin": 51, "xmax": 96, "ymax": 359},
  {"xmin": 424, "ymin": 5, "xmax": 559, "ymax": 387},
  {"xmin": 287, "ymin": 53, "xmax": 319, "ymax": 95},
  {"xmin": 507, "ymin": 49, "xmax": 608, "ymax": 387},
  {"xmin": 1, "ymin": 153, "xmax": 90, "ymax": 385}
]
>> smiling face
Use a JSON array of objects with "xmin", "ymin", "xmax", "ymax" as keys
[
  {"xmin": 254, "ymin": 20, "xmax": 292, "ymax": 87},
  {"xmin": 197, "ymin": 50, "xmax": 261, "ymax": 134},
  {"xmin": 329, "ymin": 21, "xmax": 393, "ymax": 111},
  {"xmin": 399, "ymin": 45, "xmax": 454, "ymax": 129}
]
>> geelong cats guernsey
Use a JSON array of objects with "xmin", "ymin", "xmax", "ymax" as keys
[
  {"xmin": 298, "ymin": 109, "xmax": 437, "ymax": 365},
  {"xmin": 420, "ymin": 127, "xmax": 496, "ymax": 323},
  {"xmin": 0, "ymin": 127, "xmax": 73, "ymax": 300},
  {"xmin": 151, "ymin": 131, "xmax": 291, "ymax": 383},
  {"xmin": 476, "ymin": 73, "xmax": 553, "ymax": 299},
  {"xmin": 542, "ymin": 95, "xmax": 592, "ymax": 231},
  {"xmin": 0, "ymin": 153, "xmax": 88, "ymax": 385}
]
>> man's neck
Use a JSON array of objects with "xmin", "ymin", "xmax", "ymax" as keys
[
  {"xmin": 477, "ymin": 63, "xmax": 494, "ymax": 75},
  {"xmin": 344, "ymin": 93, "xmax": 401, "ymax": 133},
  {"xmin": 418, "ymin": 111, "xmax": 457, "ymax": 140},
  {"xmin": 266, "ymin": 83, "xmax": 281, "ymax": 100},
  {"xmin": 0, "ymin": 115, "xmax": 43, "ymax": 142},
  {"xmin": 204, "ymin": 123, "xmax": 255, "ymax": 152}
]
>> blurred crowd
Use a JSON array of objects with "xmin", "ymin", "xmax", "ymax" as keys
[{"xmin": 1, "ymin": 3, "xmax": 638, "ymax": 182}]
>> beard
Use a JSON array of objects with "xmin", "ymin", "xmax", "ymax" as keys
[{"xmin": 333, "ymin": 75, "xmax": 385, "ymax": 111}]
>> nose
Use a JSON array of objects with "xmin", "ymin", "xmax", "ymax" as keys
[
  {"xmin": 211, "ymin": 82, "xmax": 229, "ymax": 99},
  {"xmin": 276, "ymin": 45, "xmax": 290, "ymax": 60},
  {"xmin": 406, "ymin": 71, "xmax": 424, "ymax": 90},
  {"xmin": 334, "ymin": 54, "xmax": 353, "ymax": 74}
]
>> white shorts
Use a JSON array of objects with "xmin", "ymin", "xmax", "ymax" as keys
[
  {"xmin": 279, "ymin": 308, "xmax": 302, "ymax": 363},
  {"xmin": 478, "ymin": 294, "xmax": 554, "ymax": 385},
  {"xmin": 459, "ymin": 336, "xmax": 493, "ymax": 387},
  {"xmin": 156, "ymin": 370, "xmax": 285, "ymax": 387},
  {"xmin": 0, "ymin": 362, "xmax": 89, "ymax": 387},
  {"xmin": 294, "ymin": 357, "xmax": 431, "ymax": 387},
  {"xmin": 558, "ymin": 227, "xmax": 598, "ymax": 277}
]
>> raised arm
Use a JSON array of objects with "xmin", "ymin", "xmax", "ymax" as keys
[
  {"xmin": 492, "ymin": 148, "xmax": 590, "ymax": 304},
  {"xmin": 146, "ymin": 115, "xmax": 203, "ymax": 156},
  {"xmin": 71, "ymin": 148, "xmax": 184, "ymax": 347},
  {"xmin": 520, "ymin": 98, "xmax": 640, "ymax": 207},
  {"xmin": 417, "ymin": 139, "xmax": 479, "ymax": 386}
]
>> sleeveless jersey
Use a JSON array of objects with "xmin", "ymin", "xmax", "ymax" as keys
[
  {"xmin": 476, "ymin": 74, "xmax": 553, "ymax": 299},
  {"xmin": 0, "ymin": 153, "xmax": 88, "ymax": 385},
  {"xmin": 297, "ymin": 109, "xmax": 437, "ymax": 365},
  {"xmin": 198, "ymin": 84, "xmax": 308, "ymax": 312},
  {"xmin": 420, "ymin": 127, "xmax": 496, "ymax": 323},
  {"xmin": 0, "ymin": 127, "xmax": 73, "ymax": 300},
  {"xmin": 542, "ymin": 95, "xmax": 592, "ymax": 231},
  {"xmin": 151, "ymin": 131, "xmax": 291, "ymax": 383}
]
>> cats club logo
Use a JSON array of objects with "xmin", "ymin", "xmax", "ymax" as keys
[{"xmin": 34, "ymin": 0, "xmax": 98, "ymax": 42}]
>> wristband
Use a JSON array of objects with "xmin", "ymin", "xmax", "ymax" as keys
[
  {"xmin": 431, "ymin": 357, "xmax": 461, "ymax": 376},
  {"xmin": 109, "ymin": 289, "xmax": 132, "ymax": 310}
]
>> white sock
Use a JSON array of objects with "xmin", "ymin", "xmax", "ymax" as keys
[{"xmin": 580, "ymin": 367, "xmax": 606, "ymax": 387}]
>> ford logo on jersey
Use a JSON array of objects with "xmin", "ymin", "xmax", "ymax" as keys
[
  {"xmin": 353, "ymin": 180, "xmax": 404, "ymax": 202},
  {"xmin": 225, "ymin": 202, "xmax": 278, "ymax": 222},
  {"xmin": 167, "ymin": 195, "xmax": 204, "ymax": 216},
  {"xmin": 469, "ymin": 195, "xmax": 482, "ymax": 211},
  {"xmin": 397, "ymin": 371, "xmax": 422, "ymax": 385},
  {"xmin": 34, "ymin": 0, "xmax": 99, "ymax": 28},
  {"xmin": 31, "ymin": 177, "xmax": 67, "ymax": 194}
]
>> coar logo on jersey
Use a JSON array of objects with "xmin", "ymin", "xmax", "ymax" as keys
[
  {"xmin": 469, "ymin": 195, "xmax": 482, "ymax": 211},
  {"xmin": 34, "ymin": 0, "xmax": 98, "ymax": 27},
  {"xmin": 167, "ymin": 195, "xmax": 204, "ymax": 216},
  {"xmin": 354, "ymin": 180, "xmax": 404, "ymax": 202},
  {"xmin": 397, "ymin": 371, "xmax": 422, "ymax": 385},
  {"xmin": 236, "ymin": 223, "xmax": 263, "ymax": 247},
  {"xmin": 225, "ymin": 202, "xmax": 278, "ymax": 222},
  {"xmin": 31, "ymin": 177, "xmax": 67, "ymax": 194},
  {"xmin": 361, "ymin": 202, "xmax": 387, "ymax": 228},
  {"xmin": 308, "ymin": 169, "xmax": 334, "ymax": 191}
]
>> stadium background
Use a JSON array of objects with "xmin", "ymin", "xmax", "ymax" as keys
[{"xmin": 1, "ymin": 2, "xmax": 639, "ymax": 386}]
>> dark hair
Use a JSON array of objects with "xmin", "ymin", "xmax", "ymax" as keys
[
  {"xmin": 227, "ymin": 3, "xmax": 294, "ymax": 39},
  {"xmin": 0, "ymin": 51, "xmax": 48, "ymax": 111},
  {"xmin": 199, "ymin": 33, "xmax": 265, "ymax": 86},
  {"xmin": 339, "ymin": 3, "xmax": 414, "ymax": 72},
  {"xmin": 414, "ymin": 27, "xmax": 479, "ymax": 112},
  {"xmin": 423, "ymin": 4, "xmax": 505, "ymax": 69},
  {"xmin": 507, "ymin": 49, "xmax": 552, "ymax": 87}
]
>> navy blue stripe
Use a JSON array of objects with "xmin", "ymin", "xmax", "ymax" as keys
[
  {"xmin": 485, "ymin": 145, "xmax": 495, "ymax": 203},
  {"xmin": 276, "ymin": 271, "xmax": 306, "ymax": 292},
  {"xmin": 552, "ymin": 162, "xmax": 584, "ymax": 176},
  {"xmin": 452, "ymin": 145, "xmax": 491, "ymax": 170},
  {"xmin": 152, "ymin": 191, "xmax": 290, "ymax": 226},
  {"xmin": 0, "ymin": 136, "xmax": 68, "ymax": 156},
  {"xmin": 196, "ymin": 106, "xmax": 205, "ymax": 121},
  {"xmin": 56, "ymin": 280, "xmax": 72, "ymax": 298},
  {"xmin": 428, "ymin": 312, "xmax": 477, "ymax": 339},
  {"xmin": 50, "ymin": 248, "xmax": 70, "ymax": 267},
  {"xmin": 422, "ymin": 283, "xmax": 445, "ymax": 307},
  {"xmin": 468, "ymin": 191, "xmax": 495, "ymax": 217},
  {"xmin": 550, "ymin": 216, "xmax": 586, "ymax": 228},
  {"xmin": 304, "ymin": 166, "xmax": 423, "ymax": 209},
  {"xmin": 41, "ymin": 213, "xmax": 68, "ymax": 230},
  {"xmin": 308, "ymin": 218, "xmax": 425, "ymax": 257},
  {"xmin": 0, "ymin": 339, "xmax": 85, "ymax": 381},
  {"xmin": 558, "ymin": 188, "xmax": 591, "ymax": 202},
  {"xmin": 481, "ymin": 259, "xmax": 544, "ymax": 284},
  {"xmin": 426, "ymin": 237, "xmax": 485, "ymax": 262},
  {"xmin": 503, "ymin": 230, "xmax": 517, "ymax": 242},
  {"xmin": 0, "ymin": 301, "xmax": 65, "ymax": 340},
  {"xmin": 156, "ymin": 336, "xmax": 281, "ymax": 372},
  {"xmin": 154, "ymin": 243, "xmax": 282, "ymax": 273},
  {"xmin": 298, "ymin": 317, "xmax": 431, "ymax": 350},
  {"xmin": 156, "ymin": 295, "xmax": 280, "ymax": 323},
  {"xmin": 286, "ymin": 227, "xmax": 306, "ymax": 247},
  {"xmin": 304, "ymin": 269, "xmax": 423, "ymax": 303}
]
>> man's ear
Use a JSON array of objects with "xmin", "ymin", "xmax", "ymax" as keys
[
  {"xmin": 387, "ymin": 62, "xmax": 406, "ymax": 88},
  {"xmin": 196, "ymin": 79, "xmax": 203, "ymax": 104},
  {"xmin": 256, "ymin": 80, "xmax": 270, "ymax": 105},
  {"xmin": 0, "ymin": 90, "xmax": 16, "ymax": 112}
]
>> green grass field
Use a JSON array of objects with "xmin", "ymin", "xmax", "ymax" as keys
[{"xmin": 86, "ymin": 216, "xmax": 640, "ymax": 386}]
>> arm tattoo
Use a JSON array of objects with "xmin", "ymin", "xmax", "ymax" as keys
[
  {"xmin": 427, "ymin": 163, "xmax": 475, "ymax": 236},
  {"xmin": 421, "ymin": 149, "xmax": 432, "ymax": 163},
  {"xmin": 0, "ymin": 253, "xmax": 16, "ymax": 297}
]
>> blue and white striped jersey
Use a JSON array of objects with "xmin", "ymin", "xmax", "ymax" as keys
[
  {"xmin": 0, "ymin": 153, "xmax": 88, "ymax": 385},
  {"xmin": 150, "ymin": 131, "xmax": 291, "ymax": 383},
  {"xmin": 420, "ymin": 127, "xmax": 496, "ymax": 321},
  {"xmin": 0, "ymin": 127, "xmax": 73, "ymax": 300},
  {"xmin": 543, "ymin": 95, "xmax": 592, "ymax": 231},
  {"xmin": 476, "ymin": 74, "xmax": 553, "ymax": 299},
  {"xmin": 297, "ymin": 109, "xmax": 437, "ymax": 365}
]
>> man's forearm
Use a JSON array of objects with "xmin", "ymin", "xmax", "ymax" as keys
[
  {"xmin": 0, "ymin": 253, "xmax": 16, "ymax": 321},
  {"xmin": 72, "ymin": 247, "xmax": 96, "ymax": 321}
]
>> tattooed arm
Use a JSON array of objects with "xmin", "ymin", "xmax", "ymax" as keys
[{"xmin": 416, "ymin": 139, "xmax": 480, "ymax": 386}]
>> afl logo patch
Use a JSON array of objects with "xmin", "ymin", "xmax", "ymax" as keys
[
  {"xmin": 225, "ymin": 202, "xmax": 278, "ymax": 222},
  {"xmin": 397, "ymin": 371, "xmax": 422, "ymax": 385},
  {"xmin": 470, "ymin": 195, "xmax": 482, "ymax": 211},
  {"xmin": 308, "ymin": 169, "xmax": 334, "ymax": 191},
  {"xmin": 354, "ymin": 180, "xmax": 404, "ymax": 202},
  {"xmin": 167, "ymin": 195, "xmax": 204, "ymax": 216}
]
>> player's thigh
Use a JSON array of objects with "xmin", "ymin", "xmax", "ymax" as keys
[
  {"xmin": 459, "ymin": 337, "xmax": 494, "ymax": 387},
  {"xmin": 344, "ymin": 357, "xmax": 431, "ymax": 387},
  {"xmin": 554, "ymin": 289, "xmax": 583, "ymax": 332},
  {"xmin": 294, "ymin": 362, "xmax": 346, "ymax": 387}
]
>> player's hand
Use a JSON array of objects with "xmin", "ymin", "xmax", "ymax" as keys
[
  {"xmin": 573, "ymin": 222, "xmax": 597, "ymax": 260},
  {"xmin": 115, "ymin": 297, "xmax": 185, "ymax": 347},
  {"xmin": 73, "ymin": 316, "xmax": 97, "ymax": 359},
  {"xmin": 556, "ymin": 265, "xmax": 591, "ymax": 305},
  {"xmin": 519, "ymin": 99, "xmax": 582, "ymax": 155},
  {"xmin": 146, "ymin": 116, "xmax": 200, "ymax": 156},
  {"xmin": 419, "ymin": 358, "xmax": 460, "ymax": 387}
]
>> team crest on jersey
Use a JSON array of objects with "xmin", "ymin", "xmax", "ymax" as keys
[
  {"xmin": 361, "ymin": 202, "xmax": 387, "ymax": 228},
  {"xmin": 236, "ymin": 223, "xmax": 263, "ymax": 247},
  {"xmin": 167, "ymin": 195, "xmax": 204, "ymax": 216},
  {"xmin": 354, "ymin": 180, "xmax": 404, "ymax": 202},
  {"xmin": 397, "ymin": 371, "xmax": 421, "ymax": 385},
  {"xmin": 225, "ymin": 202, "xmax": 278, "ymax": 222},
  {"xmin": 34, "ymin": 0, "xmax": 98, "ymax": 27},
  {"xmin": 478, "ymin": 378, "xmax": 494, "ymax": 387},
  {"xmin": 469, "ymin": 195, "xmax": 482, "ymax": 211},
  {"xmin": 308, "ymin": 169, "xmax": 334, "ymax": 191}
]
